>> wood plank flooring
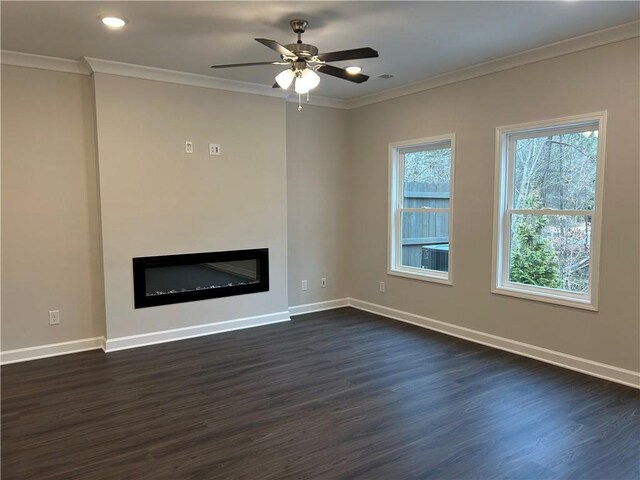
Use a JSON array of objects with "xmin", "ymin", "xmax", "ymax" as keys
[{"xmin": 2, "ymin": 307, "xmax": 639, "ymax": 479}]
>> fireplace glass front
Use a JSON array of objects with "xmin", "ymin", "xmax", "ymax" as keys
[{"xmin": 133, "ymin": 249, "xmax": 269, "ymax": 308}]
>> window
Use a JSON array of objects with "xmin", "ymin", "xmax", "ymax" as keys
[
  {"xmin": 389, "ymin": 135, "xmax": 455, "ymax": 284},
  {"xmin": 493, "ymin": 113, "xmax": 606, "ymax": 310}
]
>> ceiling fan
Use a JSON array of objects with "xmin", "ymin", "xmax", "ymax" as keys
[{"xmin": 211, "ymin": 19, "xmax": 379, "ymax": 109}]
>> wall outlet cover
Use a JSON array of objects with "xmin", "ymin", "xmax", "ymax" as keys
[{"xmin": 49, "ymin": 310, "xmax": 60, "ymax": 325}]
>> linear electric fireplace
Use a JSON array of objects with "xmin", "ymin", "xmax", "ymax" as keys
[{"xmin": 133, "ymin": 248, "xmax": 269, "ymax": 308}]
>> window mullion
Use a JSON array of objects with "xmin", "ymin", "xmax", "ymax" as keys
[
  {"xmin": 398, "ymin": 208, "xmax": 450, "ymax": 214},
  {"xmin": 508, "ymin": 122, "xmax": 599, "ymax": 142},
  {"xmin": 507, "ymin": 209, "xmax": 593, "ymax": 216}
]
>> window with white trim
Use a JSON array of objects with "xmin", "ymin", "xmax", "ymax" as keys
[
  {"xmin": 493, "ymin": 113, "xmax": 606, "ymax": 310},
  {"xmin": 389, "ymin": 135, "xmax": 455, "ymax": 284}
]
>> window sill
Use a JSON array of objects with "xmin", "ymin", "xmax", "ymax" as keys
[
  {"xmin": 388, "ymin": 267, "xmax": 452, "ymax": 285},
  {"xmin": 492, "ymin": 285, "xmax": 597, "ymax": 311}
]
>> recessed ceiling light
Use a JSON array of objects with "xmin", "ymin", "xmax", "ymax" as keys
[
  {"xmin": 101, "ymin": 16, "xmax": 127, "ymax": 29},
  {"xmin": 345, "ymin": 66, "xmax": 362, "ymax": 75}
]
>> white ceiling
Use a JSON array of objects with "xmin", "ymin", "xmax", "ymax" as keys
[{"xmin": 2, "ymin": 1, "xmax": 639, "ymax": 100}]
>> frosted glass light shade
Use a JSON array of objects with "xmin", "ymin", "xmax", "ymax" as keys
[
  {"xmin": 275, "ymin": 69, "xmax": 295, "ymax": 89},
  {"xmin": 294, "ymin": 68, "xmax": 320, "ymax": 94},
  {"xmin": 101, "ymin": 17, "xmax": 127, "ymax": 28}
]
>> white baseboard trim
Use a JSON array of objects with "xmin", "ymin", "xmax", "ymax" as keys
[
  {"xmin": 349, "ymin": 298, "xmax": 640, "ymax": 389},
  {"xmin": 4, "ymin": 300, "xmax": 637, "ymax": 388},
  {"xmin": 1, "ymin": 337, "xmax": 106, "ymax": 365},
  {"xmin": 104, "ymin": 311, "xmax": 290, "ymax": 352},
  {"xmin": 289, "ymin": 298, "xmax": 350, "ymax": 316}
]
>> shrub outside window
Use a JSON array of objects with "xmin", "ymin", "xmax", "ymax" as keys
[
  {"xmin": 389, "ymin": 135, "xmax": 455, "ymax": 284},
  {"xmin": 492, "ymin": 113, "xmax": 606, "ymax": 310}
]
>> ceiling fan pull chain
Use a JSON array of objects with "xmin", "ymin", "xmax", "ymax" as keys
[
  {"xmin": 306, "ymin": 92, "xmax": 310, "ymax": 104},
  {"xmin": 298, "ymin": 94, "xmax": 302, "ymax": 112}
]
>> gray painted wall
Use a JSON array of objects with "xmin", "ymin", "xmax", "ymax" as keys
[
  {"xmin": 2, "ymin": 38, "xmax": 638, "ymax": 375},
  {"xmin": 1, "ymin": 66, "xmax": 105, "ymax": 349},
  {"xmin": 287, "ymin": 103, "xmax": 350, "ymax": 307},
  {"xmin": 347, "ymin": 38, "xmax": 640, "ymax": 371},
  {"xmin": 91, "ymin": 73, "xmax": 289, "ymax": 339}
]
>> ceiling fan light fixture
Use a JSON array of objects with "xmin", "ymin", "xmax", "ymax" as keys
[
  {"xmin": 100, "ymin": 16, "xmax": 127, "ymax": 29},
  {"xmin": 210, "ymin": 19, "xmax": 377, "ymax": 110},
  {"xmin": 275, "ymin": 68, "xmax": 295, "ymax": 89},
  {"xmin": 294, "ymin": 68, "xmax": 320, "ymax": 94}
]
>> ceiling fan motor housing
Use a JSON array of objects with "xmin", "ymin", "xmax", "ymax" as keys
[{"xmin": 285, "ymin": 43, "xmax": 318, "ymax": 59}]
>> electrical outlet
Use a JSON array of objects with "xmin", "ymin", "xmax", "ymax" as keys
[
  {"xmin": 49, "ymin": 310, "xmax": 60, "ymax": 325},
  {"xmin": 321, "ymin": 278, "xmax": 327, "ymax": 288},
  {"xmin": 379, "ymin": 281, "xmax": 385, "ymax": 293},
  {"xmin": 185, "ymin": 141, "xmax": 193, "ymax": 154},
  {"xmin": 301, "ymin": 280, "xmax": 308, "ymax": 291}
]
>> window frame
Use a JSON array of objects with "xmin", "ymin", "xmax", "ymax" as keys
[
  {"xmin": 492, "ymin": 112, "xmax": 607, "ymax": 310},
  {"xmin": 388, "ymin": 134, "xmax": 456, "ymax": 285}
]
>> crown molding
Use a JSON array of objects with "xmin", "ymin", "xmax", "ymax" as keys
[
  {"xmin": 0, "ymin": 50, "xmax": 348, "ymax": 107},
  {"xmin": 346, "ymin": 20, "xmax": 640, "ymax": 110},
  {"xmin": 83, "ymin": 57, "xmax": 288, "ymax": 100},
  {"xmin": 285, "ymin": 93, "xmax": 349, "ymax": 110},
  {"xmin": 1, "ymin": 50, "xmax": 91, "ymax": 75},
  {"xmin": 3, "ymin": 20, "xmax": 638, "ymax": 109}
]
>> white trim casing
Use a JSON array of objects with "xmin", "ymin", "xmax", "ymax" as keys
[
  {"xmin": 388, "ymin": 134, "xmax": 456, "ymax": 285},
  {"xmin": 492, "ymin": 112, "xmax": 607, "ymax": 310},
  {"xmin": 2, "ymin": 300, "xmax": 637, "ymax": 389},
  {"xmin": 1, "ymin": 312, "xmax": 290, "ymax": 362},
  {"xmin": 2, "ymin": 20, "xmax": 637, "ymax": 110},
  {"xmin": 347, "ymin": 21, "xmax": 640, "ymax": 110},
  {"xmin": 1, "ymin": 50, "xmax": 92, "ymax": 75},
  {"xmin": 348, "ymin": 298, "xmax": 640, "ymax": 389},
  {"xmin": 0, "ymin": 337, "xmax": 105, "ymax": 365},
  {"xmin": 104, "ymin": 311, "xmax": 290, "ymax": 352},
  {"xmin": 83, "ymin": 57, "xmax": 288, "ymax": 99},
  {"xmin": 289, "ymin": 298, "xmax": 350, "ymax": 316}
]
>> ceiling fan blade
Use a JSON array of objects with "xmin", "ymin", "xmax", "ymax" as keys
[
  {"xmin": 316, "ymin": 47, "xmax": 378, "ymax": 63},
  {"xmin": 255, "ymin": 38, "xmax": 296, "ymax": 58},
  {"xmin": 317, "ymin": 64, "xmax": 369, "ymax": 83},
  {"xmin": 272, "ymin": 82, "xmax": 281, "ymax": 89},
  {"xmin": 211, "ymin": 61, "xmax": 289, "ymax": 69}
]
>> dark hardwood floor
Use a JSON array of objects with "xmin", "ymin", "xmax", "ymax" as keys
[{"xmin": 2, "ymin": 307, "xmax": 639, "ymax": 479}]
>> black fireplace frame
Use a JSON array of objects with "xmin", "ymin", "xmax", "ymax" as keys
[{"xmin": 132, "ymin": 248, "xmax": 269, "ymax": 308}]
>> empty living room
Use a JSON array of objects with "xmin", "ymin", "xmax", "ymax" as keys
[{"xmin": 1, "ymin": 2, "xmax": 639, "ymax": 479}]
